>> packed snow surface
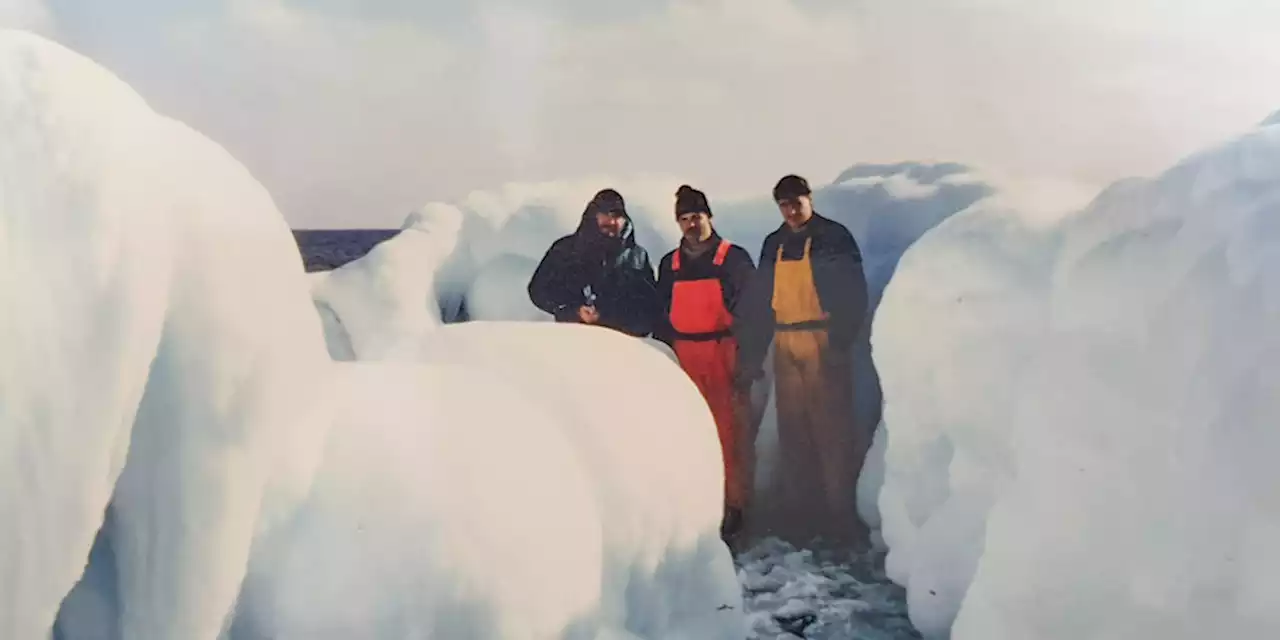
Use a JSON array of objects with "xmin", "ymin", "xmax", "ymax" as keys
[
  {"xmin": 738, "ymin": 539, "xmax": 917, "ymax": 640},
  {"xmin": 875, "ymin": 116, "xmax": 1280, "ymax": 638},
  {"xmin": 2, "ymin": 28, "xmax": 745, "ymax": 640}
]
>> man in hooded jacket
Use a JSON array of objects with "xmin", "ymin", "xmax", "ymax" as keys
[{"xmin": 527, "ymin": 188, "xmax": 659, "ymax": 337}]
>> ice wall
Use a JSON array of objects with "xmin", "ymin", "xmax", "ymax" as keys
[
  {"xmin": 4, "ymin": 28, "xmax": 746, "ymax": 640},
  {"xmin": 2, "ymin": 27, "xmax": 333, "ymax": 638},
  {"xmin": 0, "ymin": 28, "xmax": 176, "ymax": 638},
  {"xmin": 875, "ymin": 118, "xmax": 1280, "ymax": 638}
]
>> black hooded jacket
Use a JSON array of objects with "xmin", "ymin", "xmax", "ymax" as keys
[{"xmin": 527, "ymin": 208, "xmax": 659, "ymax": 337}]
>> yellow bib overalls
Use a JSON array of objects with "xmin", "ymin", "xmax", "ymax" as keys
[{"xmin": 769, "ymin": 237, "xmax": 866, "ymax": 545}]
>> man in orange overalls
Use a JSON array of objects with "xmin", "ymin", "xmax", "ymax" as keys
[
  {"xmin": 735, "ymin": 174, "xmax": 871, "ymax": 548},
  {"xmin": 654, "ymin": 185, "xmax": 757, "ymax": 541}
]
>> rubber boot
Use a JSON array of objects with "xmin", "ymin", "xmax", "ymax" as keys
[{"xmin": 720, "ymin": 505, "xmax": 745, "ymax": 546}]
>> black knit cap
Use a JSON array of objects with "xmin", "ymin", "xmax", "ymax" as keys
[
  {"xmin": 587, "ymin": 188, "xmax": 627, "ymax": 217},
  {"xmin": 773, "ymin": 174, "xmax": 812, "ymax": 202},
  {"xmin": 674, "ymin": 184, "xmax": 711, "ymax": 217}
]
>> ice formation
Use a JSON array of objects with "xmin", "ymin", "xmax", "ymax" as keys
[
  {"xmin": 1, "ymin": 28, "xmax": 745, "ymax": 640},
  {"xmin": 875, "ymin": 117, "xmax": 1280, "ymax": 638}
]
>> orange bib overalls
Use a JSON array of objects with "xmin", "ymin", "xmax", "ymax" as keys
[
  {"xmin": 770, "ymin": 237, "xmax": 865, "ymax": 544},
  {"xmin": 669, "ymin": 240, "xmax": 754, "ymax": 512}
]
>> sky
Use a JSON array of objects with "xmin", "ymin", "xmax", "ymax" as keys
[{"xmin": 5, "ymin": 0, "xmax": 1280, "ymax": 228}]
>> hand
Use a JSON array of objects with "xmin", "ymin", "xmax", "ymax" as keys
[
  {"xmin": 578, "ymin": 305, "xmax": 600, "ymax": 324},
  {"xmin": 733, "ymin": 368, "xmax": 762, "ymax": 391}
]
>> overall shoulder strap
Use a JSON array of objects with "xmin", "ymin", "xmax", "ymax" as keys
[
  {"xmin": 712, "ymin": 239, "xmax": 731, "ymax": 266},
  {"xmin": 672, "ymin": 249, "xmax": 682, "ymax": 272}
]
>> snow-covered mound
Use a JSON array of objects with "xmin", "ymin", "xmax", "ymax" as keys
[
  {"xmin": 3, "ymin": 28, "xmax": 745, "ymax": 640},
  {"xmin": 239, "ymin": 324, "xmax": 737, "ymax": 639},
  {"xmin": 105, "ymin": 114, "xmax": 336, "ymax": 640},
  {"xmin": 421, "ymin": 321, "xmax": 745, "ymax": 638},
  {"xmin": 1, "ymin": 27, "xmax": 332, "ymax": 639},
  {"xmin": 310, "ymin": 203, "xmax": 465, "ymax": 360},
  {"xmin": 231, "ymin": 362, "xmax": 607, "ymax": 639},
  {"xmin": 875, "ymin": 117, "xmax": 1280, "ymax": 638},
  {"xmin": 1, "ymin": 28, "xmax": 177, "ymax": 638},
  {"xmin": 871, "ymin": 203, "xmax": 1058, "ymax": 637},
  {"xmin": 465, "ymin": 252, "xmax": 544, "ymax": 322}
]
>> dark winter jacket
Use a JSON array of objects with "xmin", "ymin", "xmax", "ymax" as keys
[
  {"xmin": 527, "ymin": 209, "xmax": 659, "ymax": 338},
  {"xmin": 735, "ymin": 212, "xmax": 869, "ymax": 376},
  {"xmin": 654, "ymin": 232, "xmax": 755, "ymax": 346}
]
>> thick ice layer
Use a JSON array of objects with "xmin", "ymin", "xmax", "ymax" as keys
[
  {"xmin": 421, "ymin": 322, "xmax": 746, "ymax": 639},
  {"xmin": 2, "ymin": 28, "xmax": 333, "ymax": 639},
  {"xmin": 7, "ymin": 30, "xmax": 749, "ymax": 640},
  {"xmin": 872, "ymin": 204, "xmax": 1059, "ymax": 637},
  {"xmin": 105, "ymin": 114, "xmax": 335, "ymax": 639},
  {"xmin": 875, "ymin": 119, "xmax": 1280, "ymax": 638},
  {"xmin": 465, "ymin": 252, "xmax": 545, "ymax": 322},
  {"xmin": 232, "ymin": 362, "xmax": 606, "ymax": 639},
  {"xmin": 311, "ymin": 204, "xmax": 464, "ymax": 360},
  {"xmin": 0, "ymin": 28, "xmax": 176, "ymax": 638}
]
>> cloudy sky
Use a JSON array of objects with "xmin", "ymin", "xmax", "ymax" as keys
[{"xmin": 6, "ymin": 0, "xmax": 1280, "ymax": 227}]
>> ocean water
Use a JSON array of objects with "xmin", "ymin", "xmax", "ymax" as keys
[{"xmin": 293, "ymin": 229, "xmax": 400, "ymax": 272}]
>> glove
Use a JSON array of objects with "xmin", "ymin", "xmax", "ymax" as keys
[{"xmin": 733, "ymin": 367, "xmax": 762, "ymax": 392}]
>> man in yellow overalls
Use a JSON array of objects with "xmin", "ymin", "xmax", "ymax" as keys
[{"xmin": 734, "ymin": 174, "xmax": 870, "ymax": 548}]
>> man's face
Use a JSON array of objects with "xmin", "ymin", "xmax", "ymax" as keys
[
  {"xmin": 677, "ymin": 211, "xmax": 713, "ymax": 243},
  {"xmin": 595, "ymin": 211, "xmax": 625, "ymax": 238},
  {"xmin": 777, "ymin": 195, "xmax": 813, "ymax": 229}
]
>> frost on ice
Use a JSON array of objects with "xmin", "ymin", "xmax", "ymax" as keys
[
  {"xmin": 1, "ymin": 28, "xmax": 745, "ymax": 640},
  {"xmin": 875, "ymin": 118, "xmax": 1280, "ymax": 637}
]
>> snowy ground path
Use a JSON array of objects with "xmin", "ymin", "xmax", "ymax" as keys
[{"xmin": 737, "ymin": 539, "xmax": 921, "ymax": 640}]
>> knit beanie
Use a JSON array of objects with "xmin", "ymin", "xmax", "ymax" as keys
[
  {"xmin": 674, "ymin": 184, "xmax": 711, "ymax": 217},
  {"xmin": 772, "ymin": 174, "xmax": 812, "ymax": 202}
]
